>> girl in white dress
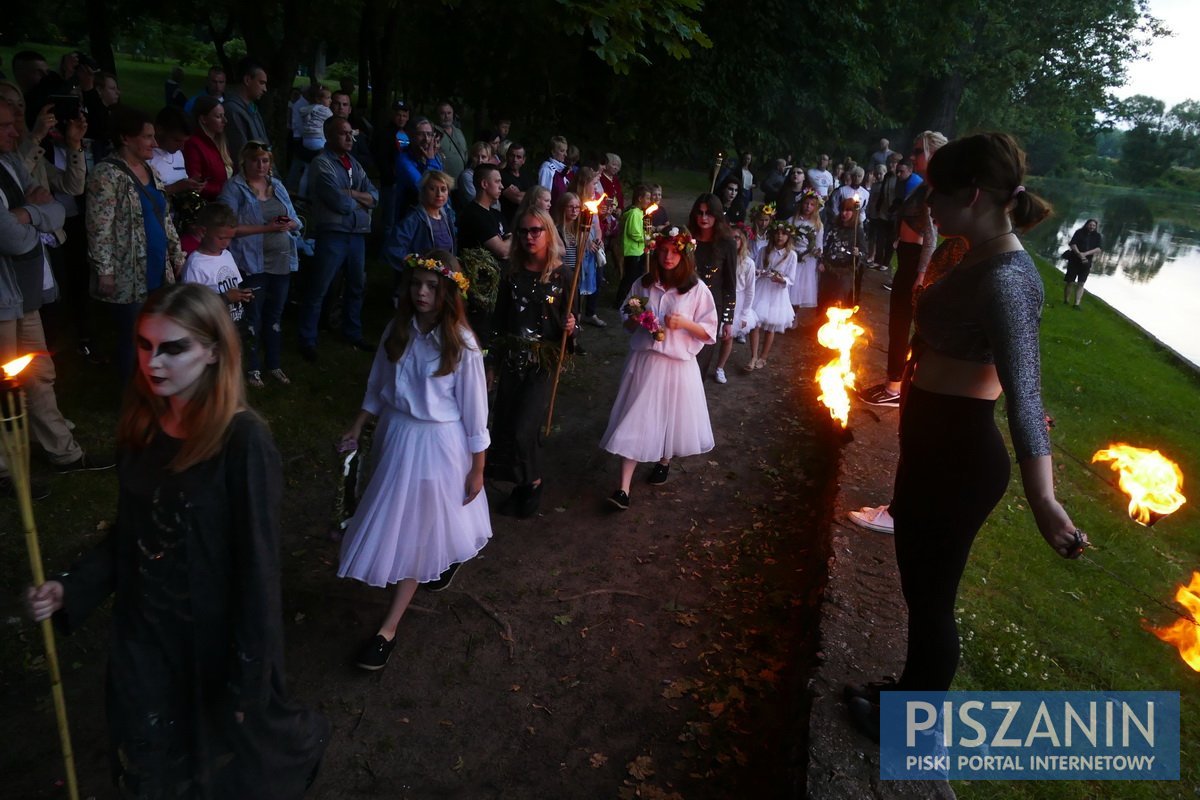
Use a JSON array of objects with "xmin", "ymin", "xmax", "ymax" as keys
[
  {"xmin": 729, "ymin": 227, "xmax": 757, "ymax": 344},
  {"xmin": 747, "ymin": 221, "xmax": 797, "ymax": 370},
  {"xmin": 337, "ymin": 249, "xmax": 492, "ymax": 671},
  {"xmin": 788, "ymin": 189, "xmax": 823, "ymax": 323},
  {"xmin": 602, "ymin": 227, "xmax": 718, "ymax": 509}
]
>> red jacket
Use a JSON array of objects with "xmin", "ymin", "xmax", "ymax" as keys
[{"xmin": 183, "ymin": 130, "xmax": 230, "ymax": 200}]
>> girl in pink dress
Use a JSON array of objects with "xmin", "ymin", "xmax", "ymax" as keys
[{"xmin": 601, "ymin": 227, "xmax": 718, "ymax": 509}]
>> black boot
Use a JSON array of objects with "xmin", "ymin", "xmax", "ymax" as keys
[
  {"xmin": 516, "ymin": 482, "xmax": 543, "ymax": 518},
  {"xmin": 498, "ymin": 484, "xmax": 530, "ymax": 517}
]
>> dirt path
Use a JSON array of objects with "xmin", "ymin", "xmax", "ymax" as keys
[{"xmin": 1, "ymin": 249, "xmax": 846, "ymax": 797}]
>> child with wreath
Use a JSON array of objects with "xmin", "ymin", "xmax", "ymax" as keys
[
  {"xmin": 601, "ymin": 227, "xmax": 718, "ymax": 510},
  {"xmin": 337, "ymin": 250, "xmax": 492, "ymax": 671},
  {"xmin": 788, "ymin": 188, "xmax": 824, "ymax": 325},
  {"xmin": 746, "ymin": 220, "xmax": 798, "ymax": 370}
]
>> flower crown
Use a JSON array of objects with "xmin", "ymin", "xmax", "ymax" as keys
[
  {"xmin": 647, "ymin": 226, "xmax": 696, "ymax": 254},
  {"xmin": 732, "ymin": 221, "xmax": 753, "ymax": 240},
  {"xmin": 839, "ymin": 195, "xmax": 862, "ymax": 212},
  {"xmin": 752, "ymin": 202, "xmax": 777, "ymax": 220},
  {"xmin": 767, "ymin": 220, "xmax": 798, "ymax": 238},
  {"xmin": 800, "ymin": 188, "xmax": 824, "ymax": 207},
  {"xmin": 404, "ymin": 253, "xmax": 470, "ymax": 296}
]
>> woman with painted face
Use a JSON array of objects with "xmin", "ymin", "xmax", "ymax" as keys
[
  {"xmin": 687, "ymin": 193, "xmax": 737, "ymax": 383},
  {"xmin": 844, "ymin": 133, "xmax": 1085, "ymax": 741},
  {"xmin": 487, "ymin": 208, "xmax": 576, "ymax": 518},
  {"xmin": 601, "ymin": 227, "xmax": 717, "ymax": 509},
  {"xmin": 26, "ymin": 283, "xmax": 329, "ymax": 796},
  {"xmin": 337, "ymin": 250, "xmax": 491, "ymax": 670}
]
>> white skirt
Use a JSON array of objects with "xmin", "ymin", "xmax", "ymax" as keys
[
  {"xmin": 338, "ymin": 408, "xmax": 492, "ymax": 587},
  {"xmin": 601, "ymin": 350, "xmax": 714, "ymax": 462},
  {"xmin": 790, "ymin": 255, "xmax": 819, "ymax": 308},
  {"xmin": 752, "ymin": 278, "xmax": 795, "ymax": 333}
]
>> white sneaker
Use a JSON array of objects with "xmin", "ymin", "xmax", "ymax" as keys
[
  {"xmin": 714, "ymin": 368, "xmax": 728, "ymax": 384},
  {"xmin": 848, "ymin": 505, "xmax": 894, "ymax": 534},
  {"xmin": 735, "ymin": 334, "xmax": 747, "ymax": 344}
]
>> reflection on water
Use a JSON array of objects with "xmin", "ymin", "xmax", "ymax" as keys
[{"xmin": 1024, "ymin": 179, "xmax": 1200, "ymax": 368}]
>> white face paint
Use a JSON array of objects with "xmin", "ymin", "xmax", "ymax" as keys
[{"xmin": 136, "ymin": 315, "xmax": 218, "ymax": 402}]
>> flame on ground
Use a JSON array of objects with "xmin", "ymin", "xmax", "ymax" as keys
[
  {"xmin": 815, "ymin": 306, "xmax": 865, "ymax": 428},
  {"xmin": 1092, "ymin": 444, "xmax": 1186, "ymax": 526},
  {"xmin": 1150, "ymin": 571, "xmax": 1200, "ymax": 672},
  {"xmin": 1, "ymin": 354, "xmax": 34, "ymax": 379}
]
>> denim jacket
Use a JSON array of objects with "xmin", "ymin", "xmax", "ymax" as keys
[
  {"xmin": 383, "ymin": 206, "xmax": 457, "ymax": 270},
  {"xmin": 219, "ymin": 175, "xmax": 302, "ymax": 274}
]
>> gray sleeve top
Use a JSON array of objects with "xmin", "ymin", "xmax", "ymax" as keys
[{"xmin": 913, "ymin": 249, "xmax": 1051, "ymax": 461}]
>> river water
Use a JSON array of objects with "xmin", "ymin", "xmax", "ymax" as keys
[{"xmin": 1022, "ymin": 179, "xmax": 1200, "ymax": 368}]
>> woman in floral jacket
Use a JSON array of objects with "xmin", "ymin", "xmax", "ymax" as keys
[{"xmin": 87, "ymin": 106, "xmax": 186, "ymax": 382}]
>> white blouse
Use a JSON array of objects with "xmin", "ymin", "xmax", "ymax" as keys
[
  {"xmin": 621, "ymin": 279, "xmax": 718, "ymax": 361},
  {"xmin": 361, "ymin": 319, "xmax": 491, "ymax": 453}
]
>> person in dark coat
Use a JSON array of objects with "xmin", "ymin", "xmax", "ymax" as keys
[{"xmin": 27, "ymin": 283, "xmax": 328, "ymax": 799}]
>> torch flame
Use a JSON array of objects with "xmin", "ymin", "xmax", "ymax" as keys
[
  {"xmin": 1, "ymin": 354, "xmax": 34, "ymax": 379},
  {"xmin": 1150, "ymin": 571, "xmax": 1200, "ymax": 672},
  {"xmin": 644, "ymin": 203, "xmax": 659, "ymax": 217},
  {"xmin": 584, "ymin": 193, "xmax": 607, "ymax": 215},
  {"xmin": 1092, "ymin": 444, "xmax": 1186, "ymax": 525},
  {"xmin": 815, "ymin": 306, "xmax": 865, "ymax": 428}
]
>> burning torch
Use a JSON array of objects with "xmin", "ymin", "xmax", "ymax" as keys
[{"xmin": 2, "ymin": 355, "xmax": 80, "ymax": 799}]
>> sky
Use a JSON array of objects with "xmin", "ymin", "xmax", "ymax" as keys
[{"xmin": 1111, "ymin": 0, "xmax": 1199, "ymax": 109}]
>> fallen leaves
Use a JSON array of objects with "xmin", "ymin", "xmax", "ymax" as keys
[
  {"xmin": 589, "ymin": 752, "xmax": 608, "ymax": 769},
  {"xmin": 627, "ymin": 755, "xmax": 655, "ymax": 781}
]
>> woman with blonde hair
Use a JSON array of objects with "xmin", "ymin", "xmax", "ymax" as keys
[
  {"xmin": 184, "ymin": 95, "xmax": 234, "ymax": 200},
  {"xmin": 27, "ymin": 283, "xmax": 329, "ymax": 796},
  {"xmin": 487, "ymin": 207, "xmax": 575, "ymax": 518},
  {"xmin": 219, "ymin": 140, "xmax": 302, "ymax": 386}
]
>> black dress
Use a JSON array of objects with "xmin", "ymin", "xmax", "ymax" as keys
[
  {"xmin": 487, "ymin": 268, "xmax": 571, "ymax": 485},
  {"xmin": 56, "ymin": 412, "xmax": 328, "ymax": 799}
]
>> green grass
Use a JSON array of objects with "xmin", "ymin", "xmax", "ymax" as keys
[{"xmin": 951, "ymin": 256, "xmax": 1200, "ymax": 799}]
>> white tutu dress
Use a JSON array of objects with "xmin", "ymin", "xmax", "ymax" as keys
[
  {"xmin": 751, "ymin": 247, "xmax": 797, "ymax": 333},
  {"xmin": 338, "ymin": 320, "xmax": 492, "ymax": 587},
  {"xmin": 789, "ymin": 221, "xmax": 822, "ymax": 309},
  {"xmin": 601, "ymin": 278, "xmax": 718, "ymax": 463}
]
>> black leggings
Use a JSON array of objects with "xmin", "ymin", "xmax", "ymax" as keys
[
  {"xmin": 890, "ymin": 385, "xmax": 1011, "ymax": 691},
  {"xmin": 887, "ymin": 242, "xmax": 922, "ymax": 382}
]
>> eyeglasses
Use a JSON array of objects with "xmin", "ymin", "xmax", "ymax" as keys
[{"xmin": 517, "ymin": 227, "xmax": 546, "ymax": 237}]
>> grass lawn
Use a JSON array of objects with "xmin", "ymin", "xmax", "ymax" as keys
[{"xmin": 951, "ymin": 256, "xmax": 1200, "ymax": 799}]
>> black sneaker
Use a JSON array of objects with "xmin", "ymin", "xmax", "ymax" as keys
[
  {"xmin": 425, "ymin": 562, "xmax": 460, "ymax": 592},
  {"xmin": 498, "ymin": 484, "xmax": 530, "ymax": 517},
  {"xmin": 355, "ymin": 634, "xmax": 396, "ymax": 671},
  {"xmin": 54, "ymin": 453, "xmax": 116, "ymax": 473},
  {"xmin": 0, "ymin": 475, "xmax": 50, "ymax": 500},
  {"xmin": 300, "ymin": 344, "xmax": 318, "ymax": 363},
  {"xmin": 607, "ymin": 489, "xmax": 630, "ymax": 510},
  {"xmin": 860, "ymin": 385, "xmax": 901, "ymax": 408},
  {"xmin": 647, "ymin": 463, "xmax": 670, "ymax": 485},
  {"xmin": 516, "ymin": 482, "xmax": 543, "ymax": 519}
]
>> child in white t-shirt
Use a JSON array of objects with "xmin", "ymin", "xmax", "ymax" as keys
[{"xmin": 182, "ymin": 203, "xmax": 253, "ymax": 324}]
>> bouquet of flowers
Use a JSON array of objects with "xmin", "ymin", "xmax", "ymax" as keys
[
  {"xmin": 794, "ymin": 223, "xmax": 818, "ymax": 259},
  {"xmin": 623, "ymin": 296, "xmax": 666, "ymax": 341}
]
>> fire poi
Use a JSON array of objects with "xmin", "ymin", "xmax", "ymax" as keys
[
  {"xmin": 1150, "ymin": 572, "xmax": 1200, "ymax": 672},
  {"xmin": 815, "ymin": 306, "xmax": 865, "ymax": 428},
  {"xmin": 1092, "ymin": 444, "xmax": 1186, "ymax": 526}
]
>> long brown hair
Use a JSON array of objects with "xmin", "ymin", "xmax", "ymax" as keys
[
  {"xmin": 117, "ymin": 284, "xmax": 247, "ymax": 472},
  {"xmin": 688, "ymin": 193, "xmax": 733, "ymax": 243},
  {"xmin": 643, "ymin": 243, "xmax": 698, "ymax": 291},
  {"xmin": 511, "ymin": 208, "xmax": 564, "ymax": 282},
  {"xmin": 385, "ymin": 249, "xmax": 472, "ymax": 376},
  {"xmin": 926, "ymin": 132, "xmax": 1052, "ymax": 232}
]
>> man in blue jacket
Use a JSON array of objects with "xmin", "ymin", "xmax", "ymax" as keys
[{"xmin": 300, "ymin": 117, "xmax": 378, "ymax": 361}]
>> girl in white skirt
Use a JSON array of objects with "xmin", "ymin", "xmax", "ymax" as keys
[
  {"xmin": 602, "ymin": 227, "xmax": 718, "ymax": 510},
  {"xmin": 728, "ymin": 226, "xmax": 758, "ymax": 345},
  {"xmin": 747, "ymin": 221, "xmax": 797, "ymax": 370},
  {"xmin": 337, "ymin": 249, "xmax": 492, "ymax": 671},
  {"xmin": 788, "ymin": 189, "xmax": 823, "ymax": 323}
]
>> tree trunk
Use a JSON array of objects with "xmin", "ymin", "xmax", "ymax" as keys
[
  {"xmin": 84, "ymin": 0, "xmax": 116, "ymax": 75},
  {"xmin": 914, "ymin": 71, "xmax": 966, "ymax": 138},
  {"xmin": 357, "ymin": 0, "xmax": 373, "ymax": 109}
]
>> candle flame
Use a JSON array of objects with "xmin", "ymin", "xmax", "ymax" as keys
[
  {"xmin": 1092, "ymin": 444, "xmax": 1186, "ymax": 526},
  {"xmin": 2, "ymin": 354, "xmax": 34, "ymax": 379},
  {"xmin": 1149, "ymin": 571, "xmax": 1200, "ymax": 672},
  {"xmin": 644, "ymin": 203, "xmax": 659, "ymax": 217},
  {"xmin": 584, "ymin": 192, "xmax": 607, "ymax": 215},
  {"xmin": 815, "ymin": 306, "xmax": 865, "ymax": 428}
]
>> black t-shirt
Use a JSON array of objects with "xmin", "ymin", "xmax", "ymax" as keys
[
  {"xmin": 500, "ymin": 169, "xmax": 535, "ymax": 224},
  {"xmin": 459, "ymin": 202, "xmax": 506, "ymax": 251}
]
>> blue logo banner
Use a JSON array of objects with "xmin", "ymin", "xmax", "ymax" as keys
[{"xmin": 879, "ymin": 691, "xmax": 1179, "ymax": 780}]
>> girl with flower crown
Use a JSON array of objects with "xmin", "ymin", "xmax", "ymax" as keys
[
  {"xmin": 725, "ymin": 227, "xmax": 758, "ymax": 346},
  {"xmin": 788, "ymin": 189, "xmax": 823, "ymax": 324},
  {"xmin": 746, "ymin": 220, "xmax": 797, "ymax": 370},
  {"xmin": 601, "ymin": 227, "xmax": 718, "ymax": 510},
  {"xmin": 336, "ymin": 249, "xmax": 492, "ymax": 671},
  {"xmin": 749, "ymin": 203, "xmax": 775, "ymax": 261}
]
